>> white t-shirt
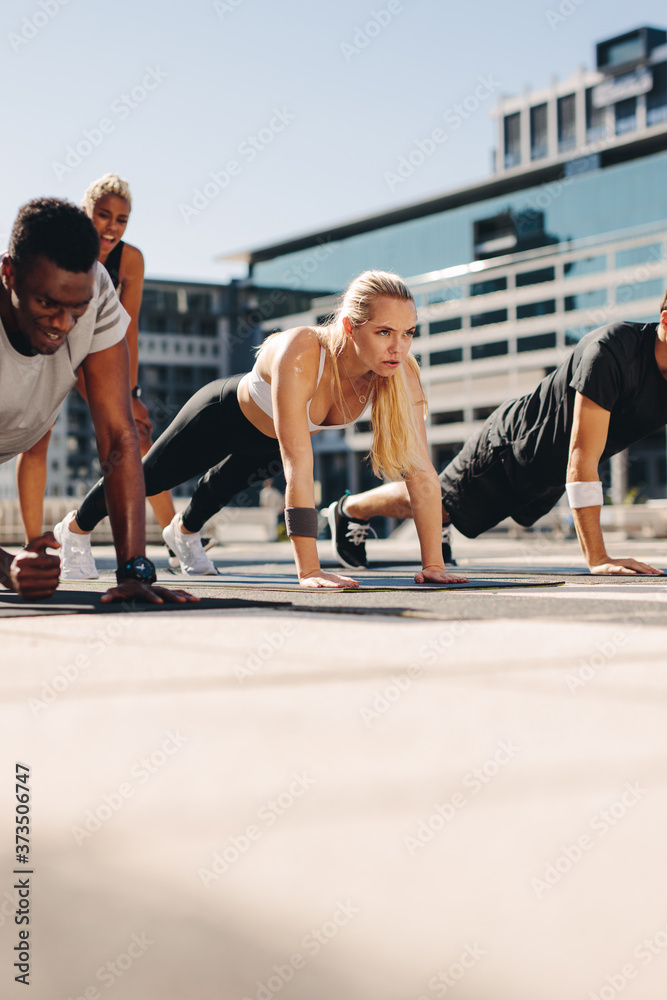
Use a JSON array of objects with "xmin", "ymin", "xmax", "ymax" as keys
[{"xmin": 0, "ymin": 262, "xmax": 130, "ymax": 465}]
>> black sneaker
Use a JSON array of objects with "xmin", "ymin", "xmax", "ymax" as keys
[
  {"xmin": 325, "ymin": 495, "xmax": 375, "ymax": 569},
  {"xmin": 442, "ymin": 523, "xmax": 457, "ymax": 567}
]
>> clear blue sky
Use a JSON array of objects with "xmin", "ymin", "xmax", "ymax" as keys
[{"xmin": 1, "ymin": 0, "xmax": 665, "ymax": 282}]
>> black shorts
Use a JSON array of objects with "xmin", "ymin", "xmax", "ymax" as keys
[{"xmin": 439, "ymin": 420, "xmax": 564, "ymax": 538}]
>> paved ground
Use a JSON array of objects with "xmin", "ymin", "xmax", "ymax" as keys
[{"xmin": 2, "ymin": 529, "xmax": 667, "ymax": 1000}]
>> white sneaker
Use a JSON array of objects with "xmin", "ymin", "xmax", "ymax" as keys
[
  {"xmin": 54, "ymin": 510, "xmax": 99, "ymax": 580},
  {"xmin": 163, "ymin": 513, "xmax": 218, "ymax": 575},
  {"xmin": 166, "ymin": 534, "xmax": 217, "ymax": 570}
]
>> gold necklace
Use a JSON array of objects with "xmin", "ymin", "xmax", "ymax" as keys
[{"xmin": 341, "ymin": 358, "xmax": 370, "ymax": 404}]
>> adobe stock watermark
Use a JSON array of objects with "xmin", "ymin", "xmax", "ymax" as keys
[
  {"xmin": 340, "ymin": 0, "xmax": 405, "ymax": 63},
  {"xmin": 531, "ymin": 781, "xmax": 647, "ymax": 899},
  {"xmin": 414, "ymin": 943, "xmax": 487, "ymax": 999},
  {"xmin": 577, "ymin": 244, "xmax": 665, "ymax": 333},
  {"xmin": 198, "ymin": 771, "xmax": 315, "ymax": 885},
  {"xmin": 7, "ymin": 0, "xmax": 73, "ymax": 54},
  {"xmin": 545, "ymin": 0, "xmax": 587, "ymax": 31},
  {"xmin": 27, "ymin": 611, "xmax": 137, "ymax": 717},
  {"xmin": 404, "ymin": 739, "xmax": 521, "ymax": 856},
  {"xmin": 234, "ymin": 622, "xmax": 295, "ymax": 682},
  {"xmin": 241, "ymin": 900, "xmax": 359, "ymax": 1000},
  {"xmin": 281, "ymin": 237, "xmax": 336, "ymax": 289},
  {"xmin": 179, "ymin": 107, "xmax": 296, "ymax": 224},
  {"xmin": 0, "ymin": 888, "xmax": 20, "ymax": 930},
  {"xmin": 359, "ymin": 620, "xmax": 468, "ymax": 727},
  {"xmin": 51, "ymin": 65, "xmax": 168, "ymax": 180},
  {"xmin": 586, "ymin": 915, "xmax": 667, "ymax": 1000},
  {"xmin": 563, "ymin": 609, "xmax": 660, "ymax": 695},
  {"xmin": 565, "ymin": 627, "xmax": 632, "ymax": 694},
  {"xmin": 213, "ymin": 0, "xmax": 246, "ymax": 17},
  {"xmin": 384, "ymin": 74, "xmax": 501, "ymax": 192},
  {"xmin": 70, "ymin": 730, "xmax": 189, "ymax": 845},
  {"xmin": 64, "ymin": 932, "xmax": 154, "ymax": 1000},
  {"xmin": 514, "ymin": 122, "xmax": 616, "ymax": 227}
]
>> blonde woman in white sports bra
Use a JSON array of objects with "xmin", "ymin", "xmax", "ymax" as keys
[{"xmin": 69, "ymin": 270, "xmax": 468, "ymax": 588}]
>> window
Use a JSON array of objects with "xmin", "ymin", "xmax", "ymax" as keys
[
  {"xmin": 565, "ymin": 289, "xmax": 608, "ymax": 311},
  {"xmin": 564, "ymin": 255, "xmax": 607, "ymax": 279},
  {"xmin": 141, "ymin": 289, "xmax": 178, "ymax": 311},
  {"xmin": 516, "ymin": 267, "xmax": 555, "ymax": 287},
  {"xmin": 142, "ymin": 315, "xmax": 167, "ymax": 333},
  {"xmin": 431, "ymin": 410, "xmax": 464, "ymax": 425},
  {"xmin": 530, "ymin": 103, "xmax": 548, "ymax": 160},
  {"xmin": 470, "ymin": 309, "xmax": 507, "ymax": 328},
  {"xmin": 470, "ymin": 277, "xmax": 507, "ymax": 296},
  {"xmin": 471, "ymin": 341, "xmax": 508, "ymax": 360},
  {"xmin": 428, "ymin": 285, "xmax": 463, "ymax": 304},
  {"xmin": 615, "ymin": 96, "xmax": 637, "ymax": 135},
  {"xmin": 598, "ymin": 34, "xmax": 644, "ymax": 71},
  {"xmin": 517, "ymin": 300, "xmax": 556, "ymax": 319},
  {"xmin": 647, "ymin": 62, "xmax": 667, "ymax": 126},
  {"xmin": 430, "ymin": 348, "xmax": 463, "ymax": 365},
  {"xmin": 429, "ymin": 318, "xmax": 462, "ymax": 335},
  {"xmin": 473, "ymin": 406, "xmax": 497, "ymax": 420},
  {"xmin": 198, "ymin": 319, "xmax": 218, "ymax": 337},
  {"xmin": 616, "ymin": 279, "xmax": 664, "ymax": 303},
  {"xmin": 585, "ymin": 87, "xmax": 606, "ymax": 142},
  {"xmin": 504, "ymin": 113, "xmax": 521, "ymax": 168},
  {"xmin": 557, "ymin": 94, "xmax": 576, "ymax": 153},
  {"xmin": 615, "ymin": 243, "xmax": 663, "ymax": 268},
  {"xmin": 187, "ymin": 292, "xmax": 212, "ymax": 313},
  {"xmin": 517, "ymin": 332, "xmax": 557, "ymax": 353}
]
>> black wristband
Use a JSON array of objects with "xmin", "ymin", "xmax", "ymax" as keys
[{"xmin": 284, "ymin": 507, "xmax": 318, "ymax": 538}]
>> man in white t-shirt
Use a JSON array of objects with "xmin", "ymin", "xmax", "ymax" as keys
[{"xmin": 0, "ymin": 198, "xmax": 194, "ymax": 604}]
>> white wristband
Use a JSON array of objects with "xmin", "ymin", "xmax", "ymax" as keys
[{"xmin": 565, "ymin": 481, "xmax": 603, "ymax": 509}]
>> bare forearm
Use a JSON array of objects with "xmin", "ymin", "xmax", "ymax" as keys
[
  {"xmin": 100, "ymin": 425, "xmax": 146, "ymax": 563},
  {"xmin": 571, "ymin": 505, "xmax": 607, "ymax": 568},
  {"xmin": 407, "ymin": 472, "xmax": 445, "ymax": 569}
]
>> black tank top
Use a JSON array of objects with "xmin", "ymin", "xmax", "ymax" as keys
[{"xmin": 103, "ymin": 240, "xmax": 124, "ymax": 289}]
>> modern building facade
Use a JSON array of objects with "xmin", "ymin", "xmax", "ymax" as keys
[{"xmin": 229, "ymin": 25, "xmax": 667, "ymax": 508}]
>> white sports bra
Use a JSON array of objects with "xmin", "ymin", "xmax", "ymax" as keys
[{"xmin": 246, "ymin": 346, "xmax": 370, "ymax": 432}]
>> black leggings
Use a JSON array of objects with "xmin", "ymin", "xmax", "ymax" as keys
[{"xmin": 76, "ymin": 374, "xmax": 283, "ymax": 533}]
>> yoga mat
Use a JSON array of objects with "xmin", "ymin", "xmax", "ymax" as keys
[
  {"xmin": 160, "ymin": 573, "xmax": 566, "ymax": 592},
  {"xmin": 0, "ymin": 590, "xmax": 292, "ymax": 618}
]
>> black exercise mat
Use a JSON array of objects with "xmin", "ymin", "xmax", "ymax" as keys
[{"xmin": 0, "ymin": 590, "xmax": 292, "ymax": 618}]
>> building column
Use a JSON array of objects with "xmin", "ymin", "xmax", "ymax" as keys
[
  {"xmin": 575, "ymin": 85, "xmax": 587, "ymax": 150},
  {"xmin": 520, "ymin": 106, "xmax": 531, "ymax": 167},
  {"xmin": 547, "ymin": 94, "xmax": 559, "ymax": 159},
  {"xmin": 610, "ymin": 450, "xmax": 629, "ymax": 505},
  {"xmin": 637, "ymin": 93, "xmax": 648, "ymax": 131}
]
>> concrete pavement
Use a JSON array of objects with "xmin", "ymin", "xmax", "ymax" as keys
[{"xmin": 2, "ymin": 530, "xmax": 667, "ymax": 1000}]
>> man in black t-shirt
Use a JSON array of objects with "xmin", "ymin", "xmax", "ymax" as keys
[{"xmin": 327, "ymin": 291, "xmax": 667, "ymax": 576}]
